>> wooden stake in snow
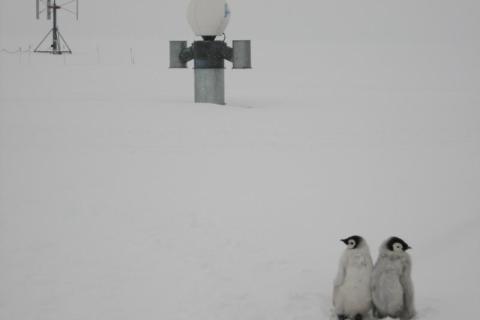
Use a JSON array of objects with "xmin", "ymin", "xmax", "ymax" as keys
[
  {"xmin": 96, "ymin": 45, "xmax": 101, "ymax": 64},
  {"xmin": 130, "ymin": 48, "xmax": 135, "ymax": 65}
]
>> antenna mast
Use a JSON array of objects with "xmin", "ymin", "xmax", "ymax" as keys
[{"xmin": 34, "ymin": 0, "xmax": 78, "ymax": 54}]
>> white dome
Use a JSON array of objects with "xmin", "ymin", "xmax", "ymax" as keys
[{"xmin": 187, "ymin": 0, "xmax": 230, "ymax": 37}]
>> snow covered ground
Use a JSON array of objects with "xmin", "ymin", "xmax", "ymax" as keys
[
  {"xmin": 1, "ymin": 40, "xmax": 479, "ymax": 320},
  {"xmin": 1, "ymin": 1, "xmax": 480, "ymax": 319}
]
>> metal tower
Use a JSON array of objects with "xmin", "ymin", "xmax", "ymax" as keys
[{"xmin": 34, "ymin": 0, "xmax": 78, "ymax": 54}]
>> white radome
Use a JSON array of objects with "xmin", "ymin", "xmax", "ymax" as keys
[{"xmin": 187, "ymin": 0, "xmax": 231, "ymax": 37}]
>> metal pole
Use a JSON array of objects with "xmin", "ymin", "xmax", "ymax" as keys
[
  {"xmin": 194, "ymin": 69, "xmax": 225, "ymax": 105},
  {"xmin": 169, "ymin": 39, "xmax": 250, "ymax": 105},
  {"xmin": 52, "ymin": 1, "xmax": 59, "ymax": 53},
  {"xmin": 192, "ymin": 40, "xmax": 227, "ymax": 105}
]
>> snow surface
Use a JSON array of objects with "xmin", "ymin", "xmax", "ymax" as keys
[{"xmin": 1, "ymin": 1, "xmax": 480, "ymax": 319}]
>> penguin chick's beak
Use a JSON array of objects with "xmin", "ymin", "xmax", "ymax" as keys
[
  {"xmin": 341, "ymin": 239, "xmax": 348, "ymax": 244},
  {"xmin": 406, "ymin": 245, "xmax": 412, "ymax": 250}
]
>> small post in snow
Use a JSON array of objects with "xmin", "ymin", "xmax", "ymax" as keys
[
  {"xmin": 96, "ymin": 45, "xmax": 101, "ymax": 64},
  {"xmin": 130, "ymin": 48, "xmax": 135, "ymax": 65}
]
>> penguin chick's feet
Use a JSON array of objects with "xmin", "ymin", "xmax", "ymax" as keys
[
  {"xmin": 372, "ymin": 307, "xmax": 386, "ymax": 319},
  {"xmin": 337, "ymin": 315, "xmax": 347, "ymax": 320},
  {"xmin": 354, "ymin": 315, "xmax": 363, "ymax": 320},
  {"xmin": 400, "ymin": 313, "xmax": 416, "ymax": 320},
  {"xmin": 400, "ymin": 309, "xmax": 417, "ymax": 320}
]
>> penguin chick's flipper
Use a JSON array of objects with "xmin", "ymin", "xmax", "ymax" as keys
[
  {"xmin": 337, "ymin": 315, "xmax": 347, "ymax": 320},
  {"xmin": 354, "ymin": 315, "xmax": 363, "ymax": 320},
  {"xmin": 399, "ymin": 256, "xmax": 416, "ymax": 320}
]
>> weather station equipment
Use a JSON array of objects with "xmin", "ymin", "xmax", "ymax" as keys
[
  {"xmin": 170, "ymin": 0, "xmax": 252, "ymax": 105},
  {"xmin": 34, "ymin": 0, "xmax": 78, "ymax": 54}
]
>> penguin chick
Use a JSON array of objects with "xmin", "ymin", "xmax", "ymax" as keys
[
  {"xmin": 333, "ymin": 235, "xmax": 373, "ymax": 320},
  {"xmin": 371, "ymin": 237, "xmax": 416, "ymax": 320}
]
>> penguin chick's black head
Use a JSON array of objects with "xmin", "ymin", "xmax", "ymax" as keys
[
  {"xmin": 386, "ymin": 236, "xmax": 412, "ymax": 252},
  {"xmin": 341, "ymin": 235, "xmax": 363, "ymax": 249}
]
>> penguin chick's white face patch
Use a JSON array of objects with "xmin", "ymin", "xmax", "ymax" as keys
[
  {"xmin": 393, "ymin": 242, "xmax": 404, "ymax": 252},
  {"xmin": 347, "ymin": 239, "xmax": 356, "ymax": 249},
  {"xmin": 386, "ymin": 236, "xmax": 411, "ymax": 252}
]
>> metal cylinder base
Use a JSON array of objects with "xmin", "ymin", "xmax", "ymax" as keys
[{"xmin": 194, "ymin": 68, "xmax": 225, "ymax": 105}]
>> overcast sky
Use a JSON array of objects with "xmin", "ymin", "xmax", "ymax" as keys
[{"xmin": 1, "ymin": 0, "xmax": 480, "ymax": 46}]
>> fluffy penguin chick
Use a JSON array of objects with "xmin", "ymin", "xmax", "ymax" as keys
[
  {"xmin": 333, "ymin": 235, "xmax": 373, "ymax": 320},
  {"xmin": 371, "ymin": 237, "xmax": 416, "ymax": 320}
]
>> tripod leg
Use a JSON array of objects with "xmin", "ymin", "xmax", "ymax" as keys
[
  {"xmin": 34, "ymin": 29, "xmax": 54, "ymax": 52},
  {"xmin": 57, "ymin": 30, "xmax": 72, "ymax": 53}
]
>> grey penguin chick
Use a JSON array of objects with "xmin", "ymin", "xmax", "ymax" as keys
[
  {"xmin": 333, "ymin": 235, "xmax": 373, "ymax": 320},
  {"xmin": 371, "ymin": 237, "xmax": 416, "ymax": 320}
]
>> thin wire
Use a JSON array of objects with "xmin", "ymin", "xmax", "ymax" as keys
[
  {"xmin": 0, "ymin": 48, "xmax": 20, "ymax": 54},
  {"xmin": 0, "ymin": 48, "xmax": 34, "ymax": 54},
  {"xmin": 61, "ymin": 7, "xmax": 76, "ymax": 15},
  {"xmin": 58, "ymin": 0, "xmax": 76, "ymax": 7}
]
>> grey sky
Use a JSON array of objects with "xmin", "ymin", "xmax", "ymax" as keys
[{"xmin": 1, "ymin": 0, "xmax": 479, "ymax": 45}]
